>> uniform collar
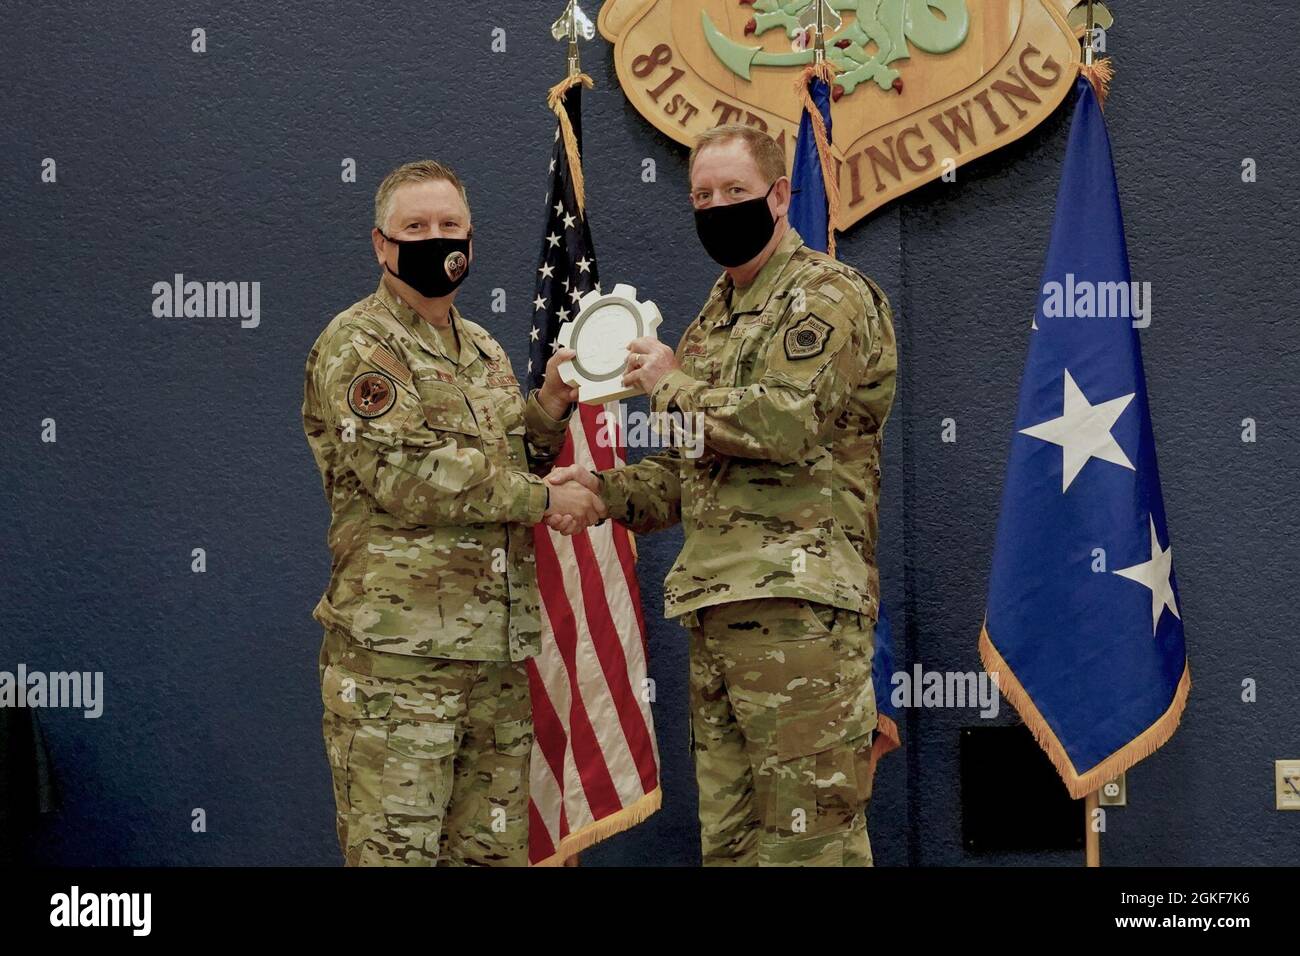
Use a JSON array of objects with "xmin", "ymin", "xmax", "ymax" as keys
[
  {"xmin": 727, "ymin": 227, "xmax": 805, "ymax": 317},
  {"xmin": 375, "ymin": 275, "xmax": 479, "ymax": 370}
]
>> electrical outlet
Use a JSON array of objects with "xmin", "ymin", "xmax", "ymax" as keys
[
  {"xmin": 1276, "ymin": 760, "xmax": 1300, "ymax": 810},
  {"xmin": 1098, "ymin": 773, "xmax": 1126, "ymax": 807}
]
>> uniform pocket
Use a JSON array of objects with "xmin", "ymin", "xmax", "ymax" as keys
[
  {"xmin": 320, "ymin": 663, "xmax": 397, "ymax": 821},
  {"xmin": 771, "ymin": 745, "xmax": 862, "ymax": 835},
  {"xmin": 494, "ymin": 716, "xmax": 534, "ymax": 758},
  {"xmin": 799, "ymin": 600, "xmax": 837, "ymax": 636},
  {"xmin": 321, "ymin": 663, "xmax": 395, "ymax": 720},
  {"xmin": 774, "ymin": 635, "xmax": 873, "ymax": 762},
  {"xmin": 853, "ymin": 731, "xmax": 875, "ymax": 803},
  {"xmin": 489, "ymin": 715, "xmax": 533, "ymax": 821},
  {"xmin": 322, "ymin": 712, "xmax": 356, "ymax": 814},
  {"xmin": 413, "ymin": 377, "xmax": 481, "ymax": 438},
  {"xmin": 381, "ymin": 720, "xmax": 457, "ymax": 812}
]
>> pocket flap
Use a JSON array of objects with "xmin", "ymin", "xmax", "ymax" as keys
[
  {"xmin": 321, "ymin": 663, "xmax": 394, "ymax": 720},
  {"xmin": 415, "ymin": 379, "xmax": 480, "ymax": 436},
  {"xmin": 388, "ymin": 720, "xmax": 457, "ymax": 760},
  {"xmin": 776, "ymin": 677, "xmax": 874, "ymax": 761},
  {"xmin": 494, "ymin": 716, "xmax": 534, "ymax": 757}
]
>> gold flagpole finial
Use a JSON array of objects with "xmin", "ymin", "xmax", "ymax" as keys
[
  {"xmin": 1084, "ymin": 0, "xmax": 1095, "ymax": 66},
  {"xmin": 813, "ymin": 0, "xmax": 826, "ymax": 64},
  {"xmin": 551, "ymin": 0, "xmax": 595, "ymax": 79},
  {"xmin": 1069, "ymin": 0, "xmax": 1114, "ymax": 64},
  {"xmin": 798, "ymin": 0, "xmax": 840, "ymax": 65},
  {"xmin": 1070, "ymin": 0, "xmax": 1115, "ymax": 105},
  {"xmin": 548, "ymin": 1, "xmax": 597, "ymax": 212}
]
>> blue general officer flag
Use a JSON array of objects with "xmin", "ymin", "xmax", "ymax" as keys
[
  {"xmin": 788, "ymin": 72, "xmax": 833, "ymax": 252},
  {"xmin": 980, "ymin": 78, "xmax": 1189, "ymax": 799},
  {"xmin": 788, "ymin": 68, "xmax": 901, "ymax": 763}
]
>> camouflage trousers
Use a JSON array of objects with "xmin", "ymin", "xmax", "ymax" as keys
[
  {"xmin": 318, "ymin": 628, "xmax": 532, "ymax": 866},
  {"xmin": 687, "ymin": 598, "xmax": 877, "ymax": 866}
]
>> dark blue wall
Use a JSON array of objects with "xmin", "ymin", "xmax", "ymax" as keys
[{"xmin": 3, "ymin": 1, "xmax": 1296, "ymax": 866}]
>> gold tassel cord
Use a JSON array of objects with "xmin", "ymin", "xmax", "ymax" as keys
[
  {"xmin": 547, "ymin": 72, "xmax": 596, "ymax": 213},
  {"xmin": 793, "ymin": 62, "xmax": 842, "ymax": 258},
  {"xmin": 1080, "ymin": 56, "xmax": 1114, "ymax": 110}
]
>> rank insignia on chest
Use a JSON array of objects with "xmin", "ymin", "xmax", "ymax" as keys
[
  {"xmin": 347, "ymin": 371, "xmax": 397, "ymax": 419},
  {"xmin": 784, "ymin": 315, "xmax": 833, "ymax": 360}
]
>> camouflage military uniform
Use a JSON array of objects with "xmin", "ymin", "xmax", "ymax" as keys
[
  {"xmin": 303, "ymin": 277, "xmax": 569, "ymax": 866},
  {"xmin": 599, "ymin": 228, "xmax": 897, "ymax": 866}
]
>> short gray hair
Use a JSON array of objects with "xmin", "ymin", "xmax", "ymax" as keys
[{"xmin": 373, "ymin": 160, "xmax": 470, "ymax": 231}]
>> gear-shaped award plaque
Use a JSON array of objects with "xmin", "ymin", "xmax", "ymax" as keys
[{"xmin": 557, "ymin": 283, "xmax": 663, "ymax": 404}]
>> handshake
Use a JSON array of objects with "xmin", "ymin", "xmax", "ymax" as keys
[
  {"xmin": 534, "ymin": 334, "xmax": 681, "ymax": 537},
  {"xmin": 542, "ymin": 465, "xmax": 606, "ymax": 536}
]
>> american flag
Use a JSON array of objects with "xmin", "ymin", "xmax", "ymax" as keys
[{"xmin": 525, "ymin": 82, "xmax": 661, "ymax": 865}]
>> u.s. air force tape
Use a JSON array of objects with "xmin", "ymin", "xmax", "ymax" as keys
[{"xmin": 348, "ymin": 370, "xmax": 397, "ymax": 419}]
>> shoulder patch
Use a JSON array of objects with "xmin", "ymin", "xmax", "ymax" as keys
[
  {"xmin": 348, "ymin": 371, "xmax": 398, "ymax": 419},
  {"xmin": 784, "ymin": 315, "xmax": 833, "ymax": 361}
]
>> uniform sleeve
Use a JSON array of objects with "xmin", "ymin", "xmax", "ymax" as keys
[
  {"xmin": 649, "ymin": 273, "xmax": 876, "ymax": 464},
  {"xmin": 522, "ymin": 389, "xmax": 571, "ymax": 473},
  {"xmin": 597, "ymin": 447, "xmax": 683, "ymax": 534},
  {"xmin": 315, "ymin": 325, "xmax": 549, "ymax": 527}
]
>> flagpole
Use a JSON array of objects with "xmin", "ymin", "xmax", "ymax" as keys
[
  {"xmin": 1081, "ymin": 1, "xmax": 1103, "ymax": 869},
  {"xmin": 549, "ymin": 1, "xmax": 593, "ymax": 868},
  {"xmin": 1081, "ymin": 1, "xmax": 1099, "ymax": 870},
  {"xmin": 1084, "ymin": 0, "xmax": 1094, "ymax": 68},
  {"xmin": 1085, "ymin": 790, "xmax": 1100, "ymax": 866},
  {"xmin": 1074, "ymin": 0, "xmax": 1114, "ymax": 106},
  {"xmin": 813, "ymin": 0, "xmax": 826, "ymax": 64},
  {"xmin": 565, "ymin": 4, "xmax": 581, "ymax": 78}
]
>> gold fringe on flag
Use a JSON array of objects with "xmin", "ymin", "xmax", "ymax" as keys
[
  {"xmin": 792, "ymin": 62, "xmax": 842, "ymax": 258},
  {"xmin": 547, "ymin": 72, "xmax": 596, "ymax": 214},
  {"xmin": 865, "ymin": 712, "xmax": 901, "ymax": 790},
  {"xmin": 979, "ymin": 622, "xmax": 1191, "ymax": 800},
  {"xmin": 1080, "ymin": 57, "xmax": 1114, "ymax": 110},
  {"xmin": 529, "ymin": 786, "xmax": 662, "ymax": 867}
]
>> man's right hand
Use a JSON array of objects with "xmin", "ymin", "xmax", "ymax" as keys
[
  {"xmin": 543, "ymin": 476, "xmax": 606, "ymax": 536},
  {"xmin": 545, "ymin": 464, "xmax": 602, "ymax": 495}
]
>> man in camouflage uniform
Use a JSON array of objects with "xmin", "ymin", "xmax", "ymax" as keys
[
  {"xmin": 549, "ymin": 126, "xmax": 897, "ymax": 866},
  {"xmin": 303, "ymin": 160, "xmax": 605, "ymax": 866}
]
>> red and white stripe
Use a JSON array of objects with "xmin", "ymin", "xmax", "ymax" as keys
[{"xmin": 527, "ymin": 402, "xmax": 660, "ymax": 864}]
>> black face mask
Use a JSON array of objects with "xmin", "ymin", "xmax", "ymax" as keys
[
  {"xmin": 693, "ymin": 183, "xmax": 778, "ymax": 268},
  {"xmin": 380, "ymin": 231, "xmax": 472, "ymax": 298}
]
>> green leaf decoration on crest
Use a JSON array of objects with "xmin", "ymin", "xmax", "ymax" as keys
[{"xmin": 703, "ymin": 0, "xmax": 970, "ymax": 96}]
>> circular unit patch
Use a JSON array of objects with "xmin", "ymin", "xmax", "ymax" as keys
[{"xmin": 348, "ymin": 371, "xmax": 397, "ymax": 419}]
